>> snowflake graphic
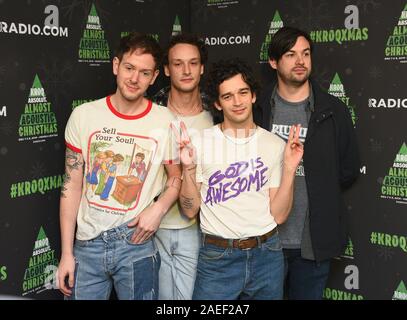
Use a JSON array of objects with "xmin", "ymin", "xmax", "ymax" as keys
[
  {"xmin": 285, "ymin": 0, "xmax": 333, "ymax": 30},
  {"xmin": 355, "ymin": 0, "xmax": 381, "ymax": 14},
  {"xmin": 312, "ymin": 65, "xmax": 332, "ymax": 90},
  {"xmin": 369, "ymin": 66, "xmax": 382, "ymax": 79},
  {"xmin": 369, "ymin": 139, "xmax": 382, "ymax": 153},
  {"xmin": 29, "ymin": 161, "xmax": 47, "ymax": 179},
  {"xmin": 0, "ymin": 120, "xmax": 13, "ymax": 136},
  {"xmin": 37, "ymin": 58, "xmax": 75, "ymax": 107},
  {"xmin": 377, "ymin": 246, "xmax": 394, "ymax": 261}
]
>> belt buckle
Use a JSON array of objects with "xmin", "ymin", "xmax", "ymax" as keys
[{"xmin": 237, "ymin": 237, "xmax": 252, "ymax": 250}]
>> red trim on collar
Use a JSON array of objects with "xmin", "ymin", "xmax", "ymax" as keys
[{"xmin": 106, "ymin": 96, "xmax": 152, "ymax": 120}]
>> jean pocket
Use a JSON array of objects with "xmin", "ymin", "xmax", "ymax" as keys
[
  {"xmin": 263, "ymin": 235, "xmax": 283, "ymax": 252},
  {"xmin": 75, "ymin": 239, "xmax": 89, "ymax": 247},
  {"xmin": 124, "ymin": 229, "xmax": 149, "ymax": 246},
  {"xmin": 200, "ymin": 246, "xmax": 229, "ymax": 260}
]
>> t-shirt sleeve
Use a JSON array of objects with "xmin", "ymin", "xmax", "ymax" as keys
[
  {"xmin": 268, "ymin": 139, "xmax": 285, "ymax": 188},
  {"xmin": 64, "ymin": 108, "xmax": 82, "ymax": 153}
]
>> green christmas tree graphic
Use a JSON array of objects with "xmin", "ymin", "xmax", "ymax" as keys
[
  {"xmin": 385, "ymin": 3, "xmax": 407, "ymax": 61},
  {"xmin": 328, "ymin": 73, "xmax": 357, "ymax": 126},
  {"xmin": 393, "ymin": 281, "xmax": 407, "ymax": 300},
  {"xmin": 259, "ymin": 10, "xmax": 283, "ymax": 63},
  {"xmin": 18, "ymin": 74, "xmax": 58, "ymax": 142},
  {"xmin": 78, "ymin": 3, "xmax": 110, "ymax": 64},
  {"xmin": 172, "ymin": 15, "xmax": 182, "ymax": 36}
]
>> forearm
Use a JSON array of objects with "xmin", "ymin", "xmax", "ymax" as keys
[
  {"xmin": 60, "ymin": 188, "xmax": 81, "ymax": 256},
  {"xmin": 154, "ymin": 174, "xmax": 182, "ymax": 218},
  {"xmin": 180, "ymin": 165, "xmax": 201, "ymax": 218},
  {"xmin": 270, "ymin": 166, "xmax": 296, "ymax": 224}
]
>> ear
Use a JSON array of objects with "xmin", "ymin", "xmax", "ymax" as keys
[
  {"xmin": 112, "ymin": 57, "xmax": 120, "ymax": 76},
  {"xmin": 200, "ymin": 64, "xmax": 204, "ymax": 75},
  {"xmin": 150, "ymin": 69, "xmax": 160, "ymax": 85},
  {"xmin": 268, "ymin": 58, "xmax": 277, "ymax": 70},
  {"xmin": 214, "ymin": 100, "xmax": 222, "ymax": 111},
  {"xmin": 164, "ymin": 65, "xmax": 170, "ymax": 77},
  {"xmin": 251, "ymin": 92, "xmax": 256, "ymax": 104}
]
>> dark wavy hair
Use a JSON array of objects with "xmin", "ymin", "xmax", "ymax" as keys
[
  {"xmin": 115, "ymin": 32, "xmax": 163, "ymax": 69},
  {"xmin": 163, "ymin": 33, "xmax": 208, "ymax": 66},
  {"xmin": 206, "ymin": 58, "xmax": 259, "ymax": 123},
  {"xmin": 268, "ymin": 26, "xmax": 313, "ymax": 61}
]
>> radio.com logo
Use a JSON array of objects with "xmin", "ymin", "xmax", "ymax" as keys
[
  {"xmin": 368, "ymin": 98, "xmax": 407, "ymax": 109},
  {"xmin": 205, "ymin": 34, "xmax": 250, "ymax": 46},
  {"xmin": 0, "ymin": 22, "xmax": 68, "ymax": 37}
]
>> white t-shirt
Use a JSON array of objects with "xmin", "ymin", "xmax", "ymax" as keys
[
  {"xmin": 65, "ymin": 96, "xmax": 176, "ymax": 240},
  {"xmin": 160, "ymin": 110, "xmax": 213, "ymax": 229},
  {"xmin": 196, "ymin": 125, "xmax": 285, "ymax": 239}
]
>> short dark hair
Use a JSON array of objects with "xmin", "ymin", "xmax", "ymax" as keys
[
  {"xmin": 268, "ymin": 26, "xmax": 313, "ymax": 61},
  {"xmin": 206, "ymin": 58, "xmax": 259, "ymax": 123},
  {"xmin": 115, "ymin": 32, "xmax": 163, "ymax": 69},
  {"xmin": 163, "ymin": 33, "xmax": 208, "ymax": 66}
]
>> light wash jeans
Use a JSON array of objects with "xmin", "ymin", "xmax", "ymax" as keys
[
  {"xmin": 192, "ymin": 232, "xmax": 284, "ymax": 300},
  {"xmin": 67, "ymin": 222, "xmax": 160, "ymax": 300},
  {"xmin": 154, "ymin": 223, "xmax": 200, "ymax": 300}
]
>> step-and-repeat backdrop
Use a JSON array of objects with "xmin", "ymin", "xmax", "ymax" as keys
[{"xmin": 0, "ymin": 0, "xmax": 406, "ymax": 300}]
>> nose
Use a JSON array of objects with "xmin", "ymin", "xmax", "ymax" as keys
[
  {"xmin": 232, "ymin": 94, "xmax": 242, "ymax": 106},
  {"xmin": 296, "ymin": 54, "xmax": 304, "ymax": 65},
  {"xmin": 130, "ymin": 70, "xmax": 139, "ymax": 83},
  {"xmin": 183, "ymin": 63, "xmax": 191, "ymax": 75}
]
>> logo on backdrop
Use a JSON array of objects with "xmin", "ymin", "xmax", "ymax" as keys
[
  {"xmin": 72, "ymin": 99, "xmax": 95, "ymax": 110},
  {"xmin": 338, "ymin": 238, "xmax": 354, "ymax": 260},
  {"xmin": 310, "ymin": 5, "xmax": 368, "ymax": 44},
  {"xmin": 393, "ymin": 281, "xmax": 407, "ymax": 300},
  {"xmin": 0, "ymin": 105, "xmax": 6, "ymax": 117},
  {"xmin": 0, "ymin": 265, "xmax": 7, "ymax": 282},
  {"xmin": 384, "ymin": 3, "xmax": 407, "ymax": 63},
  {"xmin": 18, "ymin": 74, "xmax": 58, "ymax": 143},
  {"xmin": 172, "ymin": 15, "xmax": 182, "ymax": 36},
  {"xmin": 259, "ymin": 10, "xmax": 284, "ymax": 63},
  {"xmin": 0, "ymin": 5, "xmax": 68, "ymax": 38},
  {"xmin": 22, "ymin": 227, "xmax": 58, "ymax": 296},
  {"xmin": 368, "ymin": 98, "xmax": 407, "ymax": 109},
  {"xmin": 204, "ymin": 34, "xmax": 250, "ymax": 46},
  {"xmin": 78, "ymin": 3, "xmax": 110, "ymax": 66},
  {"xmin": 120, "ymin": 31, "xmax": 159, "ymax": 42},
  {"xmin": 206, "ymin": 0, "xmax": 239, "ymax": 9},
  {"xmin": 380, "ymin": 143, "xmax": 407, "ymax": 205},
  {"xmin": 328, "ymin": 73, "xmax": 357, "ymax": 126}
]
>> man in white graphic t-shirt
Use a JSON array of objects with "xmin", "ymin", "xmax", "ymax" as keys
[
  {"xmin": 57, "ymin": 33, "xmax": 181, "ymax": 300},
  {"xmin": 177, "ymin": 58, "xmax": 303, "ymax": 299}
]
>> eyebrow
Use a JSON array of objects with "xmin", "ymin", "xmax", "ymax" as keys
[
  {"xmin": 287, "ymin": 48, "xmax": 311, "ymax": 53},
  {"xmin": 122, "ymin": 62, "xmax": 154, "ymax": 72},
  {"xmin": 220, "ymin": 87, "xmax": 250, "ymax": 98},
  {"xmin": 171, "ymin": 57, "xmax": 200, "ymax": 62}
]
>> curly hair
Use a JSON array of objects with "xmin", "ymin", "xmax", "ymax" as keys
[
  {"xmin": 205, "ymin": 58, "xmax": 259, "ymax": 123},
  {"xmin": 163, "ymin": 33, "xmax": 208, "ymax": 66}
]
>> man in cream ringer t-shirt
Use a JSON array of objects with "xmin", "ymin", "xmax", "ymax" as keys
[{"xmin": 57, "ymin": 33, "xmax": 181, "ymax": 300}]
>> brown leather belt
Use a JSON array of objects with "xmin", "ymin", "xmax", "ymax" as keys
[{"xmin": 203, "ymin": 228, "xmax": 278, "ymax": 250}]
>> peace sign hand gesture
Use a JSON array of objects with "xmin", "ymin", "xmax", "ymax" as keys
[
  {"xmin": 171, "ymin": 121, "xmax": 196, "ymax": 167},
  {"xmin": 284, "ymin": 124, "xmax": 304, "ymax": 171}
]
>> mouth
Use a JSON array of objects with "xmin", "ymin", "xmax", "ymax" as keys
[
  {"xmin": 232, "ymin": 108, "xmax": 246, "ymax": 115},
  {"xmin": 293, "ymin": 68, "xmax": 307, "ymax": 73},
  {"xmin": 180, "ymin": 78, "xmax": 194, "ymax": 82}
]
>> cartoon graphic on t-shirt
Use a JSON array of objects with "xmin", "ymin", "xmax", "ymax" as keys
[
  {"xmin": 94, "ymin": 150, "xmax": 115, "ymax": 195},
  {"xmin": 85, "ymin": 151, "xmax": 105, "ymax": 194},
  {"xmin": 86, "ymin": 131, "xmax": 156, "ymax": 213},
  {"xmin": 130, "ymin": 152, "xmax": 147, "ymax": 182},
  {"xmin": 100, "ymin": 153, "xmax": 124, "ymax": 201}
]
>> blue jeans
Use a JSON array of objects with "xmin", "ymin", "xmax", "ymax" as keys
[
  {"xmin": 155, "ymin": 223, "xmax": 199, "ymax": 300},
  {"xmin": 67, "ymin": 222, "xmax": 160, "ymax": 300},
  {"xmin": 192, "ymin": 232, "xmax": 284, "ymax": 300},
  {"xmin": 283, "ymin": 248, "xmax": 330, "ymax": 300}
]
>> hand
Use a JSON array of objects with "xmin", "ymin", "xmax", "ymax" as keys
[
  {"xmin": 127, "ymin": 203, "xmax": 164, "ymax": 244},
  {"xmin": 57, "ymin": 253, "xmax": 75, "ymax": 296},
  {"xmin": 171, "ymin": 121, "xmax": 196, "ymax": 166},
  {"xmin": 284, "ymin": 124, "xmax": 304, "ymax": 171}
]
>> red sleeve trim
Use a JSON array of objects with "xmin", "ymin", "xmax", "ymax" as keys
[
  {"xmin": 106, "ymin": 96, "xmax": 152, "ymax": 120},
  {"xmin": 65, "ymin": 141, "xmax": 82, "ymax": 153}
]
